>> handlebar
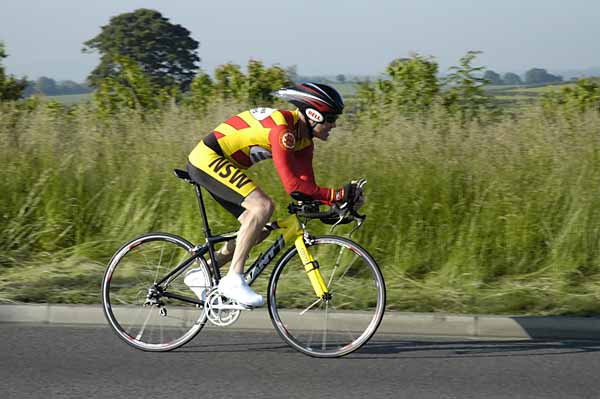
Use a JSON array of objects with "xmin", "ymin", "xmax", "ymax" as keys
[
  {"xmin": 287, "ymin": 200, "xmax": 366, "ymax": 236},
  {"xmin": 287, "ymin": 178, "xmax": 367, "ymax": 235},
  {"xmin": 288, "ymin": 201, "xmax": 336, "ymax": 218}
]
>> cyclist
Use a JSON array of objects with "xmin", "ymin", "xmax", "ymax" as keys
[{"xmin": 184, "ymin": 82, "xmax": 363, "ymax": 307}]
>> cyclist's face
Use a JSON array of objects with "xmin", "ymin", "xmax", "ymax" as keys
[{"xmin": 312, "ymin": 120, "xmax": 337, "ymax": 141}]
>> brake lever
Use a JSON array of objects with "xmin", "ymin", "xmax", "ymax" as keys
[
  {"xmin": 356, "ymin": 178, "xmax": 367, "ymax": 190},
  {"xmin": 348, "ymin": 214, "xmax": 366, "ymax": 238}
]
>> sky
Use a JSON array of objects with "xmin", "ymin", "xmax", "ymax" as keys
[{"xmin": 1, "ymin": 0, "xmax": 599, "ymax": 82}]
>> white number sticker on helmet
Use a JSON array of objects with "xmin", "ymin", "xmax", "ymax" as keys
[{"xmin": 250, "ymin": 107, "xmax": 276, "ymax": 121}]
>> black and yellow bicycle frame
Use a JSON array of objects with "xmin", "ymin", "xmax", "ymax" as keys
[
  {"xmin": 155, "ymin": 178, "xmax": 329, "ymax": 306},
  {"xmin": 245, "ymin": 214, "xmax": 329, "ymax": 299}
]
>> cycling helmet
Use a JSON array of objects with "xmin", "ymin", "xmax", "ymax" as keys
[{"xmin": 272, "ymin": 82, "xmax": 344, "ymax": 124}]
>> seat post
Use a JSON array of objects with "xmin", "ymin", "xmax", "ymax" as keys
[
  {"xmin": 194, "ymin": 184, "xmax": 220, "ymax": 277},
  {"xmin": 194, "ymin": 184, "xmax": 212, "ymax": 237}
]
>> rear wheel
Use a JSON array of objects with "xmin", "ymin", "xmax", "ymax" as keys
[
  {"xmin": 267, "ymin": 236, "xmax": 385, "ymax": 357},
  {"xmin": 101, "ymin": 233, "xmax": 211, "ymax": 351}
]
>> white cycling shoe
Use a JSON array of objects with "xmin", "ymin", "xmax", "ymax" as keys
[
  {"xmin": 183, "ymin": 268, "xmax": 210, "ymax": 302},
  {"xmin": 218, "ymin": 273, "xmax": 264, "ymax": 307}
]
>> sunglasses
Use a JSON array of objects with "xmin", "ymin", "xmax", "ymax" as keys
[{"xmin": 324, "ymin": 114, "xmax": 339, "ymax": 123}]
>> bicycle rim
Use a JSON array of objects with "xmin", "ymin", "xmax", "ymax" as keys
[
  {"xmin": 268, "ymin": 236, "xmax": 385, "ymax": 357},
  {"xmin": 101, "ymin": 233, "xmax": 210, "ymax": 351}
]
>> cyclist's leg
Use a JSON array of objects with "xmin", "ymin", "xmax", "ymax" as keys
[
  {"xmin": 186, "ymin": 148, "xmax": 269, "ymax": 306},
  {"xmin": 229, "ymin": 188, "xmax": 274, "ymax": 274},
  {"xmin": 213, "ymin": 225, "xmax": 271, "ymax": 269},
  {"xmin": 187, "ymin": 142, "xmax": 274, "ymax": 272},
  {"xmin": 203, "ymin": 192, "xmax": 272, "ymax": 268},
  {"xmin": 217, "ymin": 189, "xmax": 273, "ymax": 306}
]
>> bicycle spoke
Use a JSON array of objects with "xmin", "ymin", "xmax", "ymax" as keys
[
  {"xmin": 335, "ymin": 253, "xmax": 360, "ymax": 286},
  {"xmin": 299, "ymin": 298, "xmax": 322, "ymax": 315},
  {"xmin": 153, "ymin": 245, "xmax": 165, "ymax": 284},
  {"xmin": 135, "ymin": 307, "xmax": 154, "ymax": 340},
  {"xmin": 327, "ymin": 246, "xmax": 346, "ymax": 288},
  {"xmin": 322, "ymin": 301, "xmax": 329, "ymax": 351}
]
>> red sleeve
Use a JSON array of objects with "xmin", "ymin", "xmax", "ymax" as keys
[
  {"xmin": 269, "ymin": 127, "xmax": 333, "ymax": 203},
  {"xmin": 294, "ymin": 144, "xmax": 317, "ymax": 184}
]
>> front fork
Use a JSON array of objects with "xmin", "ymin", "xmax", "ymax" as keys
[
  {"xmin": 277, "ymin": 214, "xmax": 330, "ymax": 300},
  {"xmin": 294, "ymin": 234, "xmax": 330, "ymax": 300}
]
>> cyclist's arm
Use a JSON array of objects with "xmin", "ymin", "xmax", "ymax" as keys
[
  {"xmin": 269, "ymin": 127, "xmax": 334, "ymax": 203},
  {"xmin": 294, "ymin": 144, "xmax": 317, "ymax": 184}
]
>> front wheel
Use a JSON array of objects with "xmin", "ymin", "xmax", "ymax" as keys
[
  {"xmin": 101, "ymin": 233, "xmax": 211, "ymax": 351},
  {"xmin": 267, "ymin": 236, "xmax": 386, "ymax": 357}
]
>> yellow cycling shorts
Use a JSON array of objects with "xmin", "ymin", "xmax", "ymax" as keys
[{"xmin": 187, "ymin": 141, "xmax": 257, "ymax": 217}]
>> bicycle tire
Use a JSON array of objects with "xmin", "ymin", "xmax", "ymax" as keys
[
  {"xmin": 267, "ymin": 235, "xmax": 385, "ymax": 358},
  {"xmin": 101, "ymin": 232, "xmax": 211, "ymax": 351}
]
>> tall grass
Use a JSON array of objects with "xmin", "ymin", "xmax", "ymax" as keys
[{"xmin": 2, "ymin": 101, "xmax": 600, "ymax": 315}]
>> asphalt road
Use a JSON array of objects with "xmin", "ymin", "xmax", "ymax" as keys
[{"xmin": 3, "ymin": 324, "xmax": 600, "ymax": 399}]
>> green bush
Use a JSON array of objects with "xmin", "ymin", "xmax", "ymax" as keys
[{"xmin": 542, "ymin": 78, "xmax": 600, "ymax": 114}]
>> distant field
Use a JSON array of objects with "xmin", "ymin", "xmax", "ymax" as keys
[
  {"xmin": 45, "ymin": 93, "xmax": 93, "ymax": 105},
  {"xmin": 330, "ymin": 82, "xmax": 358, "ymax": 97},
  {"xmin": 485, "ymin": 82, "xmax": 575, "ymax": 105}
]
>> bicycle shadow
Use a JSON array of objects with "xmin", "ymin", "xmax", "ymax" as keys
[
  {"xmin": 353, "ymin": 338, "xmax": 600, "ymax": 359},
  {"xmin": 169, "ymin": 336, "xmax": 600, "ymax": 359}
]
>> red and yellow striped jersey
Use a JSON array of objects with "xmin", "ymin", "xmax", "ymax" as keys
[{"xmin": 188, "ymin": 108, "xmax": 334, "ymax": 203}]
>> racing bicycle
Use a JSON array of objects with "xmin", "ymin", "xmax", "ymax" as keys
[{"xmin": 101, "ymin": 169, "xmax": 386, "ymax": 358}]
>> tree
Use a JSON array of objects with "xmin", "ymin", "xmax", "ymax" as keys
[
  {"xmin": 214, "ymin": 63, "xmax": 246, "ymax": 100},
  {"xmin": 0, "ymin": 42, "xmax": 27, "ymax": 101},
  {"xmin": 93, "ymin": 55, "xmax": 176, "ymax": 115},
  {"xmin": 354, "ymin": 54, "xmax": 440, "ymax": 120},
  {"xmin": 336, "ymin": 74, "xmax": 346, "ymax": 84},
  {"xmin": 187, "ymin": 59, "xmax": 293, "ymax": 112},
  {"xmin": 59, "ymin": 80, "xmax": 92, "ymax": 95},
  {"xmin": 245, "ymin": 60, "xmax": 291, "ymax": 105},
  {"xmin": 442, "ymin": 51, "xmax": 494, "ymax": 118},
  {"xmin": 188, "ymin": 71, "xmax": 215, "ymax": 112},
  {"xmin": 83, "ymin": 9, "xmax": 199, "ymax": 90},
  {"xmin": 483, "ymin": 70, "xmax": 503, "ymax": 85},
  {"xmin": 542, "ymin": 78, "xmax": 600, "ymax": 113},
  {"xmin": 524, "ymin": 68, "xmax": 562, "ymax": 85},
  {"xmin": 503, "ymin": 72, "xmax": 522, "ymax": 85},
  {"xmin": 36, "ymin": 77, "xmax": 58, "ymax": 95},
  {"xmin": 386, "ymin": 55, "xmax": 440, "ymax": 113}
]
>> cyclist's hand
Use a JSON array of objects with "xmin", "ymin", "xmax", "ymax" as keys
[{"xmin": 333, "ymin": 180, "xmax": 364, "ymax": 210}]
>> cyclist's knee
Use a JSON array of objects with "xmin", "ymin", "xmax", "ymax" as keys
[
  {"xmin": 261, "ymin": 197, "xmax": 275, "ymax": 219},
  {"xmin": 241, "ymin": 190, "xmax": 274, "ymax": 222},
  {"xmin": 250, "ymin": 198, "xmax": 273, "ymax": 224}
]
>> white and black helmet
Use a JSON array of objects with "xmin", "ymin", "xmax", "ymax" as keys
[{"xmin": 273, "ymin": 82, "xmax": 344, "ymax": 123}]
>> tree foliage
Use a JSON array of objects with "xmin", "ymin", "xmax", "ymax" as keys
[
  {"xmin": 442, "ymin": 51, "xmax": 494, "ymax": 118},
  {"xmin": 0, "ymin": 42, "xmax": 27, "ymax": 101},
  {"xmin": 187, "ymin": 59, "xmax": 292, "ymax": 112},
  {"xmin": 356, "ymin": 54, "xmax": 440, "ymax": 119},
  {"xmin": 542, "ymin": 78, "xmax": 600, "ymax": 113},
  {"xmin": 503, "ymin": 72, "xmax": 522, "ymax": 86},
  {"xmin": 93, "ymin": 55, "xmax": 176, "ymax": 116},
  {"xmin": 483, "ymin": 70, "xmax": 503, "ymax": 85},
  {"xmin": 524, "ymin": 68, "xmax": 562, "ymax": 85},
  {"xmin": 23, "ymin": 77, "xmax": 92, "ymax": 96},
  {"xmin": 355, "ymin": 51, "xmax": 495, "ymax": 122},
  {"xmin": 83, "ymin": 9, "xmax": 199, "ymax": 90}
]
